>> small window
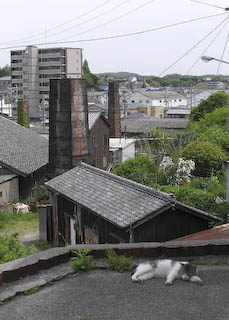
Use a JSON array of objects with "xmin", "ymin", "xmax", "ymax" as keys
[
  {"xmin": 139, "ymin": 100, "xmax": 142, "ymax": 103},
  {"xmin": 0, "ymin": 191, "xmax": 2, "ymax": 198},
  {"xmin": 103, "ymin": 135, "xmax": 108, "ymax": 146},
  {"xmin": 92, "ymin": 136, "xmax": 97, "ymax": 148},
  {"xmin": 146, "ymin": 100, "xmax": 149, "ymax": 103}
]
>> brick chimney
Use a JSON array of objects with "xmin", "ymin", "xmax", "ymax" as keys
[
  {"xmin": 108, "ymin": 82, "xmax": 121, "ymax": 138},
  {"xmin": 49, "ymin": 78, "xmax": 89, "ymax": 178}
]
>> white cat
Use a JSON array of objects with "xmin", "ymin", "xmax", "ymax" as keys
[{"xmin": 131, "ymin": 259, "xmax": 203, "ymax": 286}]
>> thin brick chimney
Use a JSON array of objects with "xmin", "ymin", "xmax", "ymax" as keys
[
  {"xmin": 49, "ymin": 78, "xmax": 89, "ymax": 178},
  {"xmin": 108, "ymin": 82, "xmax": 121, "ymax": 138}
]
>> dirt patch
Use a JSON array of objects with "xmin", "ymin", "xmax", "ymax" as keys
[{"xmin": 18, "ymin": 231, "xmax": 39, "ymax": 242}]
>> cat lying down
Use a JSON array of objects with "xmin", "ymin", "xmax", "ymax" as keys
[{"xmin": 131, "ymin": 259, "xmax": 203, "ymax": 286}]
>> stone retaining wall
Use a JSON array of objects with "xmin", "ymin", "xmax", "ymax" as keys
[{"xmin": 0, "ymin": 239, "xmax": 229, "ymax": 286}]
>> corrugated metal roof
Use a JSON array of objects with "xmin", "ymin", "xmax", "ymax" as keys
[
  {"xmin": 45, "ymin": 162, "xmax": 219, "ymax": 229},
  {"xmin": 171, "ymin": 224, "xmax": 229, "ymax": 241},
  {"xmin": 0, "ymin": 116, "xmax": 48, "ymax": 176}
]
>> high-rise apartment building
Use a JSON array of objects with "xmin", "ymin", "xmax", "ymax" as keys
[{"xmin": 11, "ymin": 46, "xmax": 82, "ymax": 117}]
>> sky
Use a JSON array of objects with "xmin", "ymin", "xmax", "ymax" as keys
[{"xmin": 1, "ymin": 0, "xmax": 229, "ymax": 76}]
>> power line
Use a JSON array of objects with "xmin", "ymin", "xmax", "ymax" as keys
[
  {"xmin": 191, "ymin": 0, "xmax": 227, "ymax": 10},
  {"xmin": 31, "ymin": 0, "xmax": 131, "ymax": 42},
  {"xmin": 1, "ymin": 12, "xmax": 227, "ymax": 51},
  {"xmin": 159, "ymin": 15, "xmax": 229, "ymax": 76},
  {"xmin": 217, "ymin": 31, "xmax": 229, "ymax": 74},
  {"xmin": 57, "ymin": 0, "xmax": 156, "ymax": 41},
  {"xmin": 0, "ymin": 0, "xmax": 113, "ymax": 46},
  {"xmin": 186, "ymin": 16, "xmax": 229, "ymax": 74}
]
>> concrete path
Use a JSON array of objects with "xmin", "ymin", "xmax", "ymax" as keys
[{"xmin": 0, "ymin": 263, "xmax": 228, "ymax": 320}]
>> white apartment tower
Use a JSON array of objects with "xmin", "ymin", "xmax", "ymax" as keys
[{"xmin": 11, "ymin": 46, "xmax": 82, "ymax": 117}]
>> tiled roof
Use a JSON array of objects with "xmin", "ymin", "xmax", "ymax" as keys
[
  {"xmin": 46, "ymin": 162, "xmax": 173, "ymax": 228},
  {"xmin": 0, "ymin": 173, "xmax": 17, "ymax": 184},
  {"xmin": 45, "ymin": 162, "xmax": 219, "ymax": 229},
  {"xmin": 121, "ymin": 118, "xmax": 189, "ymax": 133},
  {"xmin": 88, "ymin": 111, "xmax": 101, "ymax": 130},
  {"xmin": 0, "ymin": 116, "xmax": 49, "ymax": 176}
]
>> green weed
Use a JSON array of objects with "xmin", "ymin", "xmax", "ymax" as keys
[
  {"xmin": 72, "ymin": 249, "xmax": 95, "ymax": 272},
  {"xmin": 105, "ymin": 249, "xmax": 134, "ymax": 273}
]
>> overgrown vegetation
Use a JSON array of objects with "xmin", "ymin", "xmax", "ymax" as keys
[
  {"xmin": 31, "ymin": 185, "xmax": 50, "ymax": 204},
  {"xmin": 17, "ymin": 100, "xmax": 30, "ymax": 128},
  {"xmin": 105, "ymin": 249, "xmax": 134, "ymax": 273},
  {"xmin": 111, "ymin": 91, "xmax": 229, "ymax": 218},
  {"xmin": 0, "ymin": 211, "xmax": 39, "ymax": 235},
  {"xmin": 0, "ymin": 234, "xmax": 38, "ymax": 264},
  {"xmin": 72, "ymin": 249, "xmax": 95, "ymax": 272}
]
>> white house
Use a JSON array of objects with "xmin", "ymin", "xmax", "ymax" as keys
[{"xmin": 109, "ymin": 138, "xmax": 136, "ymax": 163}]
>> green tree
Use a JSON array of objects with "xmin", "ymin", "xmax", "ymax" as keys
[
  {"xmin": 197, "ymin": 125, "xmax": 229, "ymax": 152},
  {"xmin": 183, "ymin": 141, "xmax": 227, "ymax": 177},
  {"xmin": 82, "ymin": 59, "xmax": 98, "ymax": 90},
  {"xmin": 17, "ymin": 100, "xmax": 30, "ymax": 128},
  {"xmin": 190, "ymin": 91, "xmax": 229, "ymax": 121},
  {"xmin": 112, "ymin": 156, "xmax": 156, "ymax": 186},
  {"xmin": 0, "ymin": 65, "xmax": 10, "ymax": 77}
]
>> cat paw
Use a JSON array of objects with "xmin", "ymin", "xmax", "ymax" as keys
[{"xmin": 165, "ymin": 281, "xmax": 172, "ymax": 286}]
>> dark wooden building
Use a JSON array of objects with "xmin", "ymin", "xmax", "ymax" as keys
[
  {"xmin": 0, "ymin": 115, "xmax": 48, "ymax": 201},
  {"xmin": 88, "ymin": 111, "xmax": 110, "ymax": 169},
  {"xmin": 45, "ymin": 162, "xmax": 221, "ymax": 246}
]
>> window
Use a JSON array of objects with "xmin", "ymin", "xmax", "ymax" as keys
[
  {"xmin": 146, "ymin": 100, "xmax": 149, "ymax": 103},
  {"xmin": 103, "ymin": 135, "xmax": 108, "ymax": 146},
  {"xmin": 92, "ymin": 136, "xmax": 97, "ymax": 148},
  {"xmin": 0, "ymin": 191, "xmax": 2, "ymax": 198},
  {"xmin": 139, "ymin": 100, "xmax": 142, "ymax": 103}
]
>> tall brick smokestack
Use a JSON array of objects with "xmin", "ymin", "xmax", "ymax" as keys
[
  {"xmin": 108, "ymin": 82, "xmax": 121, "ymax": 138},
  {"xmin": 49, "ymin": 78, "xmax": 89, "ymax": 178}
]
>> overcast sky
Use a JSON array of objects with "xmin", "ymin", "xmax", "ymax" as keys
[{"xmin": 1, "ymin": 0, "xmax": 229, "ymax": 76}]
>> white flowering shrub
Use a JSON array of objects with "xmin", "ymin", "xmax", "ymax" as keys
[
  {"xmin": 159, "ymin": 156, "xmax": 195, "ymax": 186},
  {"xmin": 174, "ymin": 158, "xmax": 195, "ymax": 185}
]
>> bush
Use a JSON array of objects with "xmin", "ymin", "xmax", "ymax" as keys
[
  {"xmin": 112, "ymin": 156, "xmax": 156, "ymax": 186},
  {"xmin": 32, "ymin": 185, "xmax": 50, "ymax": 204},
  {"xmin": 158, "ymin": 184, "xmax": 228, "ymax": 218},
  {"xmin": 183, "ymin": 141, "xmax": 227, "ymax": 177},
  {"xmin": 0, "ymin": 234, "xmax": 38, "ymax": 264},
  {"xmin": 105, "ymin": 249, "xmax": 134, "ymax": 273},
  {"xmin": 72, "ymin": 249, "xmax": 95, "ymax": 272}
]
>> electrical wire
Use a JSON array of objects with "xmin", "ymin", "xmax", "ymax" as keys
[
  {"xmin": 0, "ymin": 12, "xmax": 226, "ymax": 51},
  {"xmin": 191, "ymin": 0, "xmax": 226, "ymax": 10},
  {"xmin": 32, "ymin": 0, "xmax": 131, "ymax": 42},
  {"xmin": 57, "ymin": 0, "xmax": 156, "ymax": 41},
  {"xmin": 186, "ymin": 16, "xmax": 229, "ymax": 74},
  {"xmin": 216, "ymin": 31, "xmax": 229, "ymax": 74},
  {"xmin": 0, "ymin": 0, "xmax": 113, "ymax": 46},
  {"xmin": 158, "ymin": 15, "xmax": 229, "ymax": 77}
]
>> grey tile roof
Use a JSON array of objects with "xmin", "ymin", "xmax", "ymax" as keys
[
  {"xmin": 142, "ymin": 90, "xmax": 186, "ymax": 100},
  {"xmin": 46, "ymin": 162, "xmax": 172, "ymax": 228},
  {"xmin": 0, "ymin": 116, "xmax": 49, "ymax": 176},
  {"xmin": 88, "ymin": 111, "xmax": 101, "ymax": 130},
  {"xmin": 45, "ymin": 162, "xmax": 219, "ymax": 229},
  {"xmin": 0, "ymin": 173, "xmax": 17, "ymax": 184},
  {"xmin": 121, "ymin": 118, "xmax": 189, "ymax": 133}
]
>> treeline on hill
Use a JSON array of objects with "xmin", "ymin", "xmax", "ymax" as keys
[
  {"xmin": 112, "ymin": 91, "xmax": 229, "ymax": 219},
  {"xmin": 97, "ymin": 72, "xmax": 229, "ymax": 87}
]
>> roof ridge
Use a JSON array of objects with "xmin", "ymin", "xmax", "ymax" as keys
[{"xmin": 79, "ymin": 162, "xmax": 172, "ymax": 202}]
